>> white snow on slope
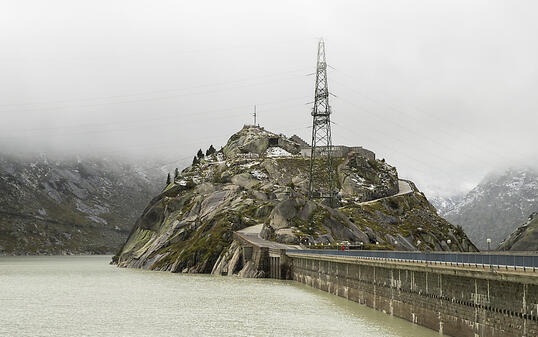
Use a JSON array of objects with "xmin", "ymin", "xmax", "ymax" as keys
[{"xmin": 266, "ymin": 147, "xmax": 292, "ymax": 157}]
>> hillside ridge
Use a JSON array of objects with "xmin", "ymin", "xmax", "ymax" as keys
[{"xmin": 115, "ymin": 125, "xmax": 477, "ymax": 275}]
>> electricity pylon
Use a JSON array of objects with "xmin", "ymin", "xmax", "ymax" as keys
[{"xmin": 308, "ymin": 39, "xmax": 335, "ymax": 203}]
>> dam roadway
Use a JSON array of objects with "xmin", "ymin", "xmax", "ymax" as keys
[{"xmin": 233, "ymin": 226, "xmax": 538, "ymax": 337}]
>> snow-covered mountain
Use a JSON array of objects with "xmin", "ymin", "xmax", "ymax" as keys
[
  {"xmin": 440, "ymin": 168, "xmax": 538, "ymax": 250},
  {"xmin": 428, "ymin": 193, "xmax": 465, "ymax": 216}
]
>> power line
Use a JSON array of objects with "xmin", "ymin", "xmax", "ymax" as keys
[
  {"xmin": 332, "ymin": 121, "xmax": 458, "ymax": 180},
  {"xmin": 334, "ymin": 95, "xmax": 495, "ymax": 166},
  {"xmin": 0, "ymin": 67, "xmax": 311, "ymax": 109},
  {"xmin": 330, "ymin": 72, "xmax": 507, "ymax": 159},
  {"xmin": 0, "ymin": 72, "xmax": 310, "ymax": 115},
  {"xmin": 0, "ymin": 96, "xmax": 310, "ymax": 139}
]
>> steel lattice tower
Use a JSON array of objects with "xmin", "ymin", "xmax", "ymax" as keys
[{"xmin": 308, "ymin": 39, "xmax": 335, "ymax": 202}]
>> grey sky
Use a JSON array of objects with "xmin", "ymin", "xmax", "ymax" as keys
[{"xmin": 1, "ymin": 0, "xmax": 537, "ymax": 196}]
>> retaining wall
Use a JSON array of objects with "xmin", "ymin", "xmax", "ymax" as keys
[{"xmin": 288, "ymin": 253, "xmax": 538, "ymax": 337}]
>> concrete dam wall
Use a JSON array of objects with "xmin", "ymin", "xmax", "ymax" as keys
[{"xmin": 287, "ymin": 252, "xmax": 538, "ymax": 337}]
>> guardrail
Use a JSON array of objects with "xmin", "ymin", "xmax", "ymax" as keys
[{"xmin": 287, "ymin": 249, "xmax": 538, "ymax": 272}]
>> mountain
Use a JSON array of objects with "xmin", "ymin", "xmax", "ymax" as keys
[
  {"xmin": 114, "ymin": 125, "xmax": 476, "ymax": 275},
  {"xmin": 428, "ymin": 193, "xmax": 465, "ymax": 216},
  {"xmin": 0, "ymin": 153, "xmax": 169, "ymax": 255},
  {"xmin": 497, "ymin": 212, "xmax": 538, "ymax": 251},
  {"xmin": 441, "ymin": 168, "xmax": 538, "ymax": 250}
]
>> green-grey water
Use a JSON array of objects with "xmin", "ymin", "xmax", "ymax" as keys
[{"xmin": 0, "ymin": 256, "xmax": 437, "ymax": 337}]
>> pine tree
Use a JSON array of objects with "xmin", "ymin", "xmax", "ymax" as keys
[
  {"xmin": 166, "ymin": 172, "xmax": 171, "ymax": 185},
  {"xmin": 206, "ymin": 145, "xmax": 216, "ymax": 156},
  {"xmin": 174, "ymin": 167, "xmax": 179, "ymax": 179},
  {"xmin": 192, "ymin": 156, "xmax": 199, "ymax": 165},
  {"xmin": 197, "ymin": 149, "xmax": 204, "ymax": 159}
]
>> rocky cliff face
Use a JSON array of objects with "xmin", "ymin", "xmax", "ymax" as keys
[
  {"xmin": 497, "ymin": 212, "xmax": 538, "ymax": 251},
  {"xmin": 115, "ymin": 126, "xmax": 477, "ymax": 274},
  {"xmin": 0, "ymin": 154, "xmax": 163, "ymax": 255},
  {"xmin": 440, "ymin": 168, "xmax": 538, "ymax": 250}
]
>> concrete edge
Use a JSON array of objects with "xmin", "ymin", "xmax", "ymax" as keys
[{"xmin": 286, "ymin": 252, "xmax": 538, "ymax": 284}]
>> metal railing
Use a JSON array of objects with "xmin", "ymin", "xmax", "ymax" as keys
[{"xmin": 287, "ymin": 249, "xmax": 538, "ymax": 272}]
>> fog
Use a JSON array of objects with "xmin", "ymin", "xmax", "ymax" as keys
[{"xmin": 1, "ymin": 0, "xmax": 537, "ymax": 196}]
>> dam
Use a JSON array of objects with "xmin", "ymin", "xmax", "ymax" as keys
[
  {"xmin": 234, "ymin": 228, "xmax": 538, "ymax": 337},
  {"xmin": 288, "ymin": 250, "xmax": 537, "ymax": 337}
]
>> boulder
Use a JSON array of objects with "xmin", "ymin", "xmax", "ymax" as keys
[
  {"xmin": 231, "ymin": 173, "xmax": 258, "ymax": 189},
  {"xmin": 269, "ymin": 198, "xmax": 300, "ymax": 230}
]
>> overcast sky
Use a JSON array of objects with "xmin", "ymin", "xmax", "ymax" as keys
[{"xmin": 1, "ymin": 0, "xmax": 537, "ymax": 196}]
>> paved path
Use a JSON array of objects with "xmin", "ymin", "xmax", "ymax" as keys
[
  {"xmin": 396, "ymin": 180, "xmax": 413, "ymax": 195},
  {"xmin": 235, "ymin": 224, "xmax": 300, "ymax": 249},
  {"xmin": 358, "ymin": 180, "xmax": 413, "ymax": 205}
]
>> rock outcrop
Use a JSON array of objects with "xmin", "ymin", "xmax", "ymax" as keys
[
  {"xmin": 114, "ymin": 125, "xmax": 477, "ymax": 275},
  {"xmin": 497, "ymin": 212, "xmax": 538, "ymax": 251},
  {"xmin": 338, "ymin": 155, "xmax": 398, "ymax": 201}
]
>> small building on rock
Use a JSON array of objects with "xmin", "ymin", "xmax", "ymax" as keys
[{"xmin": 290, "ymin": 135, "xmax": 375, "ymax": 160}]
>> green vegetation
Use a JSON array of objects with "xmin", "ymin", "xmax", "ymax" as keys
[
  {"xmin": 338, "ymin": 192, "xmax": 473, "ymax": 251},
  {"xmin": 151, "ymin": 210, "xmax": 253, "ymax": 272}
]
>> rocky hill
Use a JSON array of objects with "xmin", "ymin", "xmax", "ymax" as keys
[
  {"xmin": 440, "ymin": 168, "xmax": 538, "ymax": 250},
  {"xmin": 0, "ymin": 154, "xmax": 165, "ymax": 255},
  {"xmin": 497, "ymin": 212, "xmax": 538, "ymax": 251},
  {"xmin": 114, "ymin": 126, "xmax": 477, "ymax": 274}
]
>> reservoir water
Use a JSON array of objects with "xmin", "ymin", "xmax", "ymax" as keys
[{"xmin": 0, "ymin": 256, "xmax": 437, "ymax": 337}]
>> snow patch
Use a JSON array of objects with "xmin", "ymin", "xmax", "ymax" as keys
[
  {"xmin": 266, "ymin": 147, "xmax": 292, "ymax": 157},
  {"xmin": 240, "ymin": 161, "xmax": 260, "ymax": 169},
  {"xmin": 87, "ymin": 215, "xmax": 108, "ymax": 225},
  {"xmin": 351, "ymin": 176, "xmax": 366, "ymax": 184},
  {"xmin": 76, "ymin": 199, "xmax": 109, "ymax": 216},
  {"xmin": 251, "ymin": 169, "xmax": 267, "ymax": 180}
]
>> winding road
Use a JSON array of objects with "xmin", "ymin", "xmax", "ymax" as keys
[
  {"xmin": 358, "ymin": 179, "xmax": 413, "ymax": 206},
  {"xmin": 235, "ymin": 224, "xmax": 299, "ymax": 249},
  {"xmin": 236, "ymin": 179, "xmax": 414, "ymax": 249}
]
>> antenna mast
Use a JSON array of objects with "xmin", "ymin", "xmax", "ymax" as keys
[
  {"xmin": 253, "ymin": 105, "xmax": 257, "ymax": 126},
  {"xmin": 308, "ymin": 39, "xmax": 335, "ymax": 203}
]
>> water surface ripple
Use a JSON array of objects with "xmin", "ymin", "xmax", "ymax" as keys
[{"xmin": 0, "ymin": 256, "xmax": 437, "ymax": 337}]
